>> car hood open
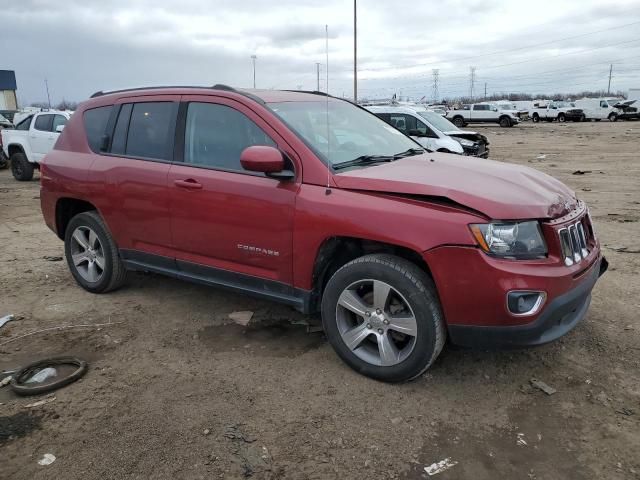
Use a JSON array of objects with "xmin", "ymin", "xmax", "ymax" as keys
[{"xmin": 333, "ymin": 153, "xmax": 578, "ymax": 220}]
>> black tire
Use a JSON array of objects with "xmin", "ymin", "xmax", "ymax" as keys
[
  {"xmin": 321, "ymin": 254, "xmax": 446, "ymax": 382},
  {"xmin": 557, "ymin": 113, "xmax": 566, "ymax": 122},
  {"xmin": 532, "ymin": 114, "xmax": 540, "ymax": 123},
  {"xmin": 499, "ymin": 116, "xmax": 511, "ymax": 128},
  {"xmin": 11, "ymin": 357, "xmax": 88, "ymax": 396},
  {"xmin": 10, "ymin": 152, "xmax": 34, "ymax": 181},
  {"xmin": 452, "ymin": 116, "xmax": 465, "ymax": 128},
  {"xmin": 609, "ymin": 113, "xmax": 618, "ymax": 122},
  {"xmin": 64, "ymin": 211, "xmax": 127, "ymax": 293},
  {"xmin": 595, "ymin": 119, "xmax": 601, "ymax": 122}
]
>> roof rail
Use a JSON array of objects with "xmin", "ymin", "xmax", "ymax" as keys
[
  {"xmin": 90, "ymin": 84, "xmax": 239, "ymax": 99},
  {"xmin": 283, "ymin": 89, "xmax": 330, "ymax": 97}
]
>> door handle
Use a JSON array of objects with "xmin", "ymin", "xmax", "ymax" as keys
[{"xmin": 174, "ymin": 179, "xmax": 202, "ymax": 190}]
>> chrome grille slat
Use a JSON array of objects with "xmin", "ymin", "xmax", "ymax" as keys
[{"xmin": 558, "ymin": 218, "xmax": 590, "ymax": 266}]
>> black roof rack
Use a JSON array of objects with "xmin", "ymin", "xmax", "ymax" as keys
[
  {"xmin": 283, "ymin": 89, "xmax": 329, "ymax": 97},
  {"xmin": 90, "ymin": 84, "xmax": 238, "ymax": 99}
]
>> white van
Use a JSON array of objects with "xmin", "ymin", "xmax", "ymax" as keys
[{"xmin": 573, "ymin": 98, "xmax": 617, "ymax": 121}]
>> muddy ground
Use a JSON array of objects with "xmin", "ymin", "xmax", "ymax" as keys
[{"xmin": 0, "ymin": 120, "xmax": 639, "ymax": 479}]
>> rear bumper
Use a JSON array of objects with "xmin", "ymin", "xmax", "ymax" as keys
[{"xmin": 447, "ymin": 256, "xmax": 607, "ymax": 348}]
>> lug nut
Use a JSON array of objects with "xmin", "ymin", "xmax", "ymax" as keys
[
  {"xmin": 377, "ymin": 328, "xmax": 383, "ymax": 334},
  {"xmin": 376, "ymin": 308, "xmax": 382, "ymax": 314},
  {"xmin": 383, "ymin": 319, "xmax": 389, "ymax": 325},
  {"xmin": 366, "ymin": 324, "xmax": 372, "ymax": 329},
  {"xmin": 365, "ymin": 311, "xmax": 371, "ymax": 317}
]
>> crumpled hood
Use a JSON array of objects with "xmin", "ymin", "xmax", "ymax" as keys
[
  {"xmin": 333, "ymin": 153, "xmax": 578, "ymax": 220},
  {"xmin": 443, "ymin": 130, "xmax": 488, "ymax": 144}
]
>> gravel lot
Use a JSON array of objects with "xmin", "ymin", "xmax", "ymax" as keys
[{"xmin": 1, "ymin": 120, "xmax": 639, "ymax": 479}]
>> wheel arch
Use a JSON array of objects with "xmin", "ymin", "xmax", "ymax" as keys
[
  {"xmin": 55, "ymin": 197, "xmax": 99, "ymax": 240},
  {"xmin": 308, "ymin": 236, "xmax": 434, "ymax": 313},
  {"xmin": 8, "ymin": 143, "xmax": 26, "ymax": 157}
]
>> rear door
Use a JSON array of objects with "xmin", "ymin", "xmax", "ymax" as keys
[
  {"xmin": 30, "ymin": 114, "xmax": 55, "ymax": 161},
  {"xmin": 168, "ymin": 95, "xmax": 298, "ymax": 285},
  {"xmin": 471, "ymin": 104, "xmax": 490, "ymax": 122},
  {"xmin": 87, "ymin": 97, "xmax": 178, "ymax": 260}
]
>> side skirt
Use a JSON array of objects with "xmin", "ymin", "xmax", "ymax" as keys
[{"xmin": 120, "ymin": 249, "xmax": 312, "ymax": 313}]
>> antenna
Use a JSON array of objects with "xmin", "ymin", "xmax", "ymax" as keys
[{"xmin": 325, "ymin": 24, "xmax": 331, "ymax": 195}]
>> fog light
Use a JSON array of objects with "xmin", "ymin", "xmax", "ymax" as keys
[{"xmin": 507, "ymin": 291, "xmax": 546, "ymax": 316}]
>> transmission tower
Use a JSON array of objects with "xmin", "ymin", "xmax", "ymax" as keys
[
  {"xmin": 469, "ymin": 67, "xmax": 476, "ymax": 99},
  {"xmin": 432, "ymin": 69, "xmax": 439, "ymax": 104}
]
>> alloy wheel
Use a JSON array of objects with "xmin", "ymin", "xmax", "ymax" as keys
[
  {"xmin": 335, "ymin": 279, "xmax": 418, "ymax": 367},
  {"xmin": 69, "ymin": 226, "xmax": 105, "ymax": 283}
]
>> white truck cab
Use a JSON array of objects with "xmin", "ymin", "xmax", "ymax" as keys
[
  {"xmin": 1, "ymin": 110, "xmax": 72, "ymax": 180},
  {"xmin": 366, "ymin": 105, "xmax": 490, "ymax": 157}
]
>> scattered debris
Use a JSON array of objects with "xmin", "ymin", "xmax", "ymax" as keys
[
  {"xmin": 12, "ymin": 357, "xmax": 87, "ymax": 396},
  {"xmin": 37, "ymin": 453, "xmax": 56, "ymax": 466},
  {"xmin": 536, "ymin": 154, "xmax": 546, "ymax": 159},
  {"xmin": 0, "ymin": 314, "xmax": 15, "ymax": 329},
  {"xmin": 424, "ymin": 458, "xmax": 458, "ymax": 476},
  {"xmin": 0, "ymin": 321, "xmax": 122, "ymax": 347},
  {"xmin": 25, "ymin": 367, "xmax": 57, "ymax": 384},
  {"xmin": 605, "ymin": 245, "xmax": 640, "ymax": 254},
  {"xmin": 203, "ymin": 428, "xmax": 211, "ymax": 435},
  {"xmin": 0, "ymin": 376, "xmax": 12, "ymax": 388},
  {"xmin": 517, "ymin": 433, "xmax": 528, "ymax": 446},
  {"xmin": 615, "ymin": 407, "xmax": 634, "ymax": 416},
  {"xmin": 306, "ymin": 325, "xmax": 324, "ymax": 333},
  {"xmin": 42, "ymin": 256, "xmax": 63, "ymax": 262},
  {"xmin": 228, "ymin": 311, "xmax": 254, "ymax": 327},
  {"xmin": 572, "ymin": 170, "xmax": 592, "ymax": 175},
  {"xmin": 582, "ymin": 188, "xmax": 592, "ymax": 192},
  {"xmin": 24, "ymin": 396, "xmax": 56, "ymax": 408},
  {"xmin": 530, "ymin": 378, "xmax": 557, "ymax": 395},
  {"xmin": 224, "ymin": 424, "xmax": 256, "ymax": 443},
  {"xmin": 593, "ymin": 391, "xmax": 611, "ymax": 408},
  {"xmin": 390, "ymin": 417, "xmax": 403, "ymax": 425}
]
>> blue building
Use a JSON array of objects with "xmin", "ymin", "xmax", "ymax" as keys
[{"xmin": 0, "ymin": 70, "xmax": 18, "ymax": 111}]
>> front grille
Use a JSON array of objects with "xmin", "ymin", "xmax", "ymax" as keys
[{"xmin": 558, "ymin": 218, "xmax": 590, "ymax": 266}]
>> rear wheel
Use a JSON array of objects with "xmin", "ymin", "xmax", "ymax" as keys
[
  {"xmin": 452, "ymin": 116, "xmax": 465, "ymax": 128},
  {"xmin": 321, "ymin": 254, "xmax": 445, "ymax": 382},
  {"xmin": 64, "ymin": 211, "xmax": 126, "ymax": 293},
  {"xmin": 10, "ymin": 152, "xmax": 34, "ymax": 181},
  {"xmin": 499, "ymin": 116, "xmax": 512, "ymax": 128}
]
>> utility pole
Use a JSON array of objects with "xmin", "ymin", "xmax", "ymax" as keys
[
  {"xmin": 432, "ymin": 69, "xmax": 439, "ymax": 104},
  {"xmin": 251, "ymin": 55, "xmax": 257, "ymax": 89},
  {"xmin": 484, "ymin": 82, "xmax": 487, "ymax": 99},
  {"xmin": 353, "ymin": 0, "xmax": 358, "ymax": 103},
  {"xmin": 316, "ymin": 62, "xmax": 321, "ymax": 91},
  {"xmin": 607, "ymin": 64, "xmax": 613, "ymax": 94},
  {"xmin": 44, "ymin": 78, "xmax": 51, "ymax": 108},
  {"xmin": 469, "ymin": 67, "xmax": 476, "ymax": 100}
]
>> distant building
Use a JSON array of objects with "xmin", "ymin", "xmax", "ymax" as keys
[{"xmin": 0, "ymin": 70, "xmax": 18, "ymax": 111}]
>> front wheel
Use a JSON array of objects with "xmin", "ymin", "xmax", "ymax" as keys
[
  {"xmin": 532, "ymin": 114, "xmax": 540, "ymax": 123},
  {"xmin": 64, "ymin": 211, "xmax": 127, "ymax": 293},
  {"xmin": 452, "ymin": 116, "xmax": 465, "ymax": 128},
  {"xmin": 499, "ymin": 116, "xmax": 512, "ymax": 128},
  {"xmin": 10, "ymin": 152, "xmax": 34, "ymax": 181},
  {"xmin": 557, "ymin": 113, "xmax": 566, "ymax": 122},
  {"xmin": 609, "ymin": 113, "xmax": 618, "ymax": 122},
  {"xmin": 321, "ymin": 254, "xmax": 446, "ymax": 382}
]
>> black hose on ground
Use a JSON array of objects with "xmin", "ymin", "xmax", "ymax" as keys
[{"xmin": 10, "ymin": 357, "xmax": 88, "ymax": 396}]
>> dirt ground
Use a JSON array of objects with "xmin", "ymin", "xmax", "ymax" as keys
[{"xmin": 0, "ymin": 120, "xmax": 639, "ymax": 479}]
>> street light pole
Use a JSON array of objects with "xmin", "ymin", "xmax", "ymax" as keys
[
  {"xmin": 251, "ymin": 55, "xmax": 257, "ymax": 89},
  {"xmin": 353, "ymin": 0, "xmax": 357, "ymax": 103}
]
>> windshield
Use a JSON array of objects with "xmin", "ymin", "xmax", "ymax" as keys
[
  {"xmin": 268, "ymin": 101, "xmax": 419, "ymax": 166},
  {"xmin": 418, "ymin": 110, "xmax": 460, "ymax": 132}
]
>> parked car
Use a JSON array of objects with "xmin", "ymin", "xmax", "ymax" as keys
[
  {"xmin": 610, "ymin": 100, "xmax": 639, "ymax": 121},
  {"xmin": 366, "ymin": 105, "xmax": 489, "ymax": 157},
  {"xmin": 530, "ymin": 101, "xmax": 585, "ymax": 123},
  {"xmin": 1, "ymin": 110, "xmax": 72, "ymax": 180},
  {"xmin": 446, "ymin": 103, "xmax": 520, "ymax": 128},
  {"xmin": 40, "ymin": 85, "xmax": 607, "ymax": 382}
]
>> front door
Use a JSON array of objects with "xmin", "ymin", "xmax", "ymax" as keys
[
  {"xmin": 168, "ymin": 96, "xmax": 297, "ymax": 285},
  {"xmin": 31, "ymin": 114, "xmax": 56, "ymax": 162}
]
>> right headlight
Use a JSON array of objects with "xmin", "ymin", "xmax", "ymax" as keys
[
  {"xmin": 452, "ymin": 137, "xmax": 475, "ymax": 147},
  {"xmin": 469, "ymin": 221, "xmax": 547, "ymax": 259}
]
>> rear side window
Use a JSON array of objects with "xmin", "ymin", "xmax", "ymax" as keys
[
  {"xmin": 125, "ymin": 102, "xmax": 176, "ymax": 160},
  {"xmin": 52, "ymin": 115, "xmax": 67, "ymax": 131},
  {"xmin": 15, "ymin": 116, "xmax": 33, "ymax": 130},
  {"xmin": 84, "ymin": 106, "xmax": 113, "ymax": 152},
  {"xmin": 34, "ymin": 114, "xmax": 54, "ymax": 132},
  {"xmin": 183, "ymin": 102, "xmax": 275, "ymax": 171}
]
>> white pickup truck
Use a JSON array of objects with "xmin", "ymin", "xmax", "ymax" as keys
[
  {"xmin": 529, "ymin": 101, "xmax": 585, "ymax": 123},
  {"xmin": 0, "ymin": 110, "xmax": 71, "ymax": 180},
  {"xmin": 445, "ymin": 103, "xmax": 520, "ymax": 128}
]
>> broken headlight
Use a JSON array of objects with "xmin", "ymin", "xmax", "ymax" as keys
[{"xmin": 469, "ymin": 221, "xmax": 547, "ymax": 259}]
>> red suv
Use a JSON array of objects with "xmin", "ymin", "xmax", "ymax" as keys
[{"xmin": 40, "ymin": 86, "xmax": 607, "ymax": 382}]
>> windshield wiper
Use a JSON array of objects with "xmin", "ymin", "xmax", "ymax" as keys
[
  {"xmin": 392, "ymin": 148, "xmax": 425, "ymax": 158},
  {"xmin": 333, "ymin": 155, "xmax": 396, "ymax": 170}
]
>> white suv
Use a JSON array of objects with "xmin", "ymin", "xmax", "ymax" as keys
[{"xmin": 366, "ymin": 105, "xmax": 489, "ymax": 158}]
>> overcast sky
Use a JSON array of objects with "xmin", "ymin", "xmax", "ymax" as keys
[{"xmin": 2, "ymin": 0, "xmax": 640, "ymax": 105}]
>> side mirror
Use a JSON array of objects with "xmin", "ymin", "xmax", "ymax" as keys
[
  {"xmin": 492, "ymin": 107, "xmax": 498, "ymax": 112},
  {"xmin": 240, "ymin": 146, "xmax": 294, "ymax": 180},
  {"xmin": 55, "ymin": 124, "xmax": 65, "ymax": 133}
]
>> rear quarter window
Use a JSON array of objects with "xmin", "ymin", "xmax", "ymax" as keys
[{"xmin": 83, "ymin": 106, "xmax": 113, "ymax": 153}]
